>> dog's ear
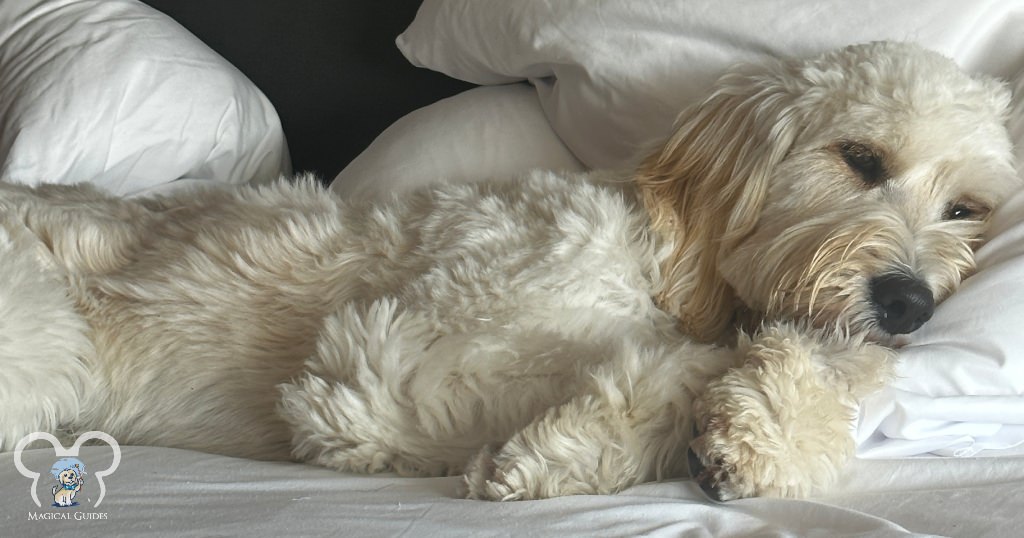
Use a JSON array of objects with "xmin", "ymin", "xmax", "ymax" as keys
[{"xmin": 635, "ymin": 63, "xmax": 803, "ymax": 342}]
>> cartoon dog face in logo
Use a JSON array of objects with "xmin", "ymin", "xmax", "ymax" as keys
[{"xmin": 52, "ymin": 465, "xmax": 83, "ymax": 507}]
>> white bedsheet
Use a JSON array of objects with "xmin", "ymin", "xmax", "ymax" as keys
[
  {"xmin": 3, "ymin": 446, "xmax": 1024, "ymax": 537},
  {"xmin": 3, "ymin": 3, "xmax": 1019, "ymax": 535}
]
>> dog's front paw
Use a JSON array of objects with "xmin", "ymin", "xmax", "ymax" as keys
[
  {"xmin": 462, "ymin": 445, "xmax": 532, "ymax": 501},
  {"xmin": 463, "ymin": 394, "xmax": 655, "ymax": 501},
  {"xmin": 688, "ymin": 335, "xmax": 857, "ymax": 500},
  {"xmin": 688, "ymin": 418, "xmax": 767, "ymax": 501}
]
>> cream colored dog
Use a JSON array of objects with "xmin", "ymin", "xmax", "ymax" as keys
[
  {"xmin": 0, "ymin": 42, "xmax": 1018, "ymax": 501},
  {"xmin": 52, "ymin": 468, "xmax": 83, "ymax": 507}
]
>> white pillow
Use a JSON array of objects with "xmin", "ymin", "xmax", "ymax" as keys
[
  {"xmin": 399, "ymin": 0, "xmax": 1024, "ymax": 170},
  {"xmin": 856, "ymin": 184, "xmax": 1024, "ymax": 458},
  {"xmin": 331, "ymin": 84, "xmax": 584, "ymax": 201},
  {"xmin": 397, "ymin": 0, "xmax": 1024, "ymax": 458},
  {"xmin": 0, "ymin": 0, "xmax": 290, "ymax": 196}
]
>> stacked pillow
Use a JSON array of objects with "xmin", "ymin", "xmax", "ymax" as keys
[{"xmin": 0, "ymin": 0, "xmax": 290, "ymax": 195}]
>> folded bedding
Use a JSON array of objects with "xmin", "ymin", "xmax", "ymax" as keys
[{"xmin": 388, "ymin": 0, "xmax": 1024, "ymax": 459}]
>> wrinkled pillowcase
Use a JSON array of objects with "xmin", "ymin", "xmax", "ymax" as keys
[
  {"xmin": 398, "ymin": 0, "xmax": 1024, "ymax": 169},
  {"xmin": 0, "ymin": 0, "xmax": 290, "ymax": 196},
  {"xmin": 331, "ymin": 84, "xmax": 584, "ymax": 201}
]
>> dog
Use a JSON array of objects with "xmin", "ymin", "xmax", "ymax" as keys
[
  {"xmin": 0, "ymin": 42, "xmax": 1018, "ymax": 502},
  {"xmin": 52, "ymin": 467, "xmax": 83, "ymax": 507}
]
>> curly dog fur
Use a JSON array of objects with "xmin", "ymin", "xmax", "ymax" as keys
[{"xmin": 0, "ymin": 42, "xmax": 1019, "ymax": 501}]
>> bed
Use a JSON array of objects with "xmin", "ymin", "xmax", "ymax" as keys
[{"xmin": 2, "ymin": 1, "xmax": 1024, "ymax": 536}]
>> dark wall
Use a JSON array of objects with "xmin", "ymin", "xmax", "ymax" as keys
[{"xmin": 143, "ymin": 1, "xmax": 474, "ymax": 180}]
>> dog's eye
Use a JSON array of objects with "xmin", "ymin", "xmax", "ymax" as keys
[
  {"xmin": 944, "ymin": 201, "xmax": 988, "ymax": 221},
  {"xmin": 946, "ymin": 205, "xmax": 974, "ymax": 220},
  {"xmin": 837, "ymin": 141, "xmax": 886, "ymax": 186}
]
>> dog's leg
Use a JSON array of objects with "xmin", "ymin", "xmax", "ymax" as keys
[
  {"xmin": 0, "ymin": 212, "xmax": 93, "ymax": 451},
  {"xmin": 461, "ymin": 392, "xmax": 649, "ymax": 501},
  {"xmin": 280, "ymin": 296, "xmax": 740, "ymax": 491},
  {"xmin": 278, "ymin": 299, "xmax": 443, "ymax": 474},
  {"xmin": 0, "ymin": 182, "xmax": 155, "ymax": 274},
  {"xmin": 463, "ymin": 340, "xmax": 739, "ymax": 501},
  {"xmin": 0, "ymin": 183, "xmax": 144, "ymax": 450},
  {"xmin": 281, "ymin": 299, "xmax": 579, "ymax": 477},
  {"xmin": 689, "ymin": 321, "xmax": 897, "ymax": 500},
  {"xmin": 280, "ymin": 299, "xmax": 629, "ymax": 478}
]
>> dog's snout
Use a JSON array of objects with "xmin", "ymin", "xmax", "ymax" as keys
[{"xmin": 870, "ymin": 274, "xmax": 935, "ymax": 335}]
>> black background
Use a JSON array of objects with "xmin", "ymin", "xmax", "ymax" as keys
[{"xmin": 142, "ymin": 1, "xmax": 474, "ymax": 181}]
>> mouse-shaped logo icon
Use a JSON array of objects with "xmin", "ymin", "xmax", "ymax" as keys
[{"xmin": 13, "ymin": 431, "xmax": 121, "ymax": 508}]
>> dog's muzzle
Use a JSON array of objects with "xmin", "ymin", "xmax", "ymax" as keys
[{"xmin": 870, "ymin": 274, "xmax": 934, "ymax": 335}]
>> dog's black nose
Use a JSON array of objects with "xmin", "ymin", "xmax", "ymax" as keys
[{"xmin": 869, "ymin": 274, "xmax": 934, "ymax": 334}]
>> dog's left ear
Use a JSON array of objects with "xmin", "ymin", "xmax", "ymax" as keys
[{"xmin": 635, "ymin": 61, "xmax": 805, "ymax": 342}]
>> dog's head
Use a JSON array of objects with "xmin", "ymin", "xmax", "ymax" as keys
[
  {"xmin": 58, "ymin": 468, "xmax": 80, "ymax": 487},
  {"xmin": 637, "ymin": 42, "xmax": 1020, "ymax": 342}
]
